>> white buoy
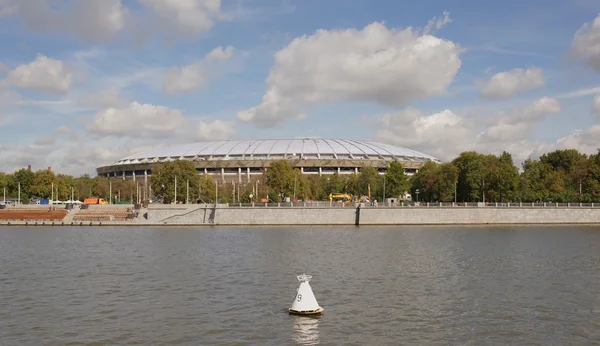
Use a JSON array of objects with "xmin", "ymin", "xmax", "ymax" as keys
[{"xmin": 289, "ymin": 274, "xmax": 324, "ymax": 315}]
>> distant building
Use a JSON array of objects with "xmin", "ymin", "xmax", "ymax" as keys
[{"xmin": 96, "ymin": 138, "xmax": 440, "ymax": 183}]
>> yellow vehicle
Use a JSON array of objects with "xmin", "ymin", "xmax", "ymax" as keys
[{"xmin": 329, "ymin": 193, "xmax": 353, "ymax": 206}]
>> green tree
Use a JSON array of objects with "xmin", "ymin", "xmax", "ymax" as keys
[
  {"xmin": 325, "ymin": 173, "xmax": 348, "ymax": 196},
  {"xmin": 357, "ymin": 166, "xmax": 380, "ymax": 198},
  {"xmin": 266, "ymin": 160, "xmax": 295, "ymax": 198},
  {"xmin": 540, "ymin": 149, "xmax": 585, "ymax": 172},
  {"xmin": 197, "ymin": 174, "xmax": 216, "ymax": 203},
  {"xmin": 436, "ymin": 163, "xmax": 459, "ymax": 202},
  {"xmin": 520, "ymin": 159, "xmax": 565, "ymax": 202},
  {"xmin": 151, "ymin": 160, "xmax": 200, "ymax": 203},
  {"xmin": 306, "ymin": 175, "xmax": 327, "ymax": 200},
  {"xmin": 30, "ymin": 169, "xmax": 56, "ymax": 199},
  {"xmin": 453, "ymin": 152, "xmax": 487, "ymax": 202},
  {"xmin": 384, "ymin": 161, "xmax": 409, "ymax": 198},
  {"xmin": 410, "ymin": 161, "xmax": 438, "ymax": 202},
  {"xmin": 12, "ymin": 168, "xmax": 35, "ymax": 203},
  {"xmin": 0, "ymin": 172, "xmax": 14, "ymax": 198}
]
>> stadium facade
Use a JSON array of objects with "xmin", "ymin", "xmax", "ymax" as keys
[{"xmin": 96, "ymin": 139, "xmax": 440, "ymax": 183}]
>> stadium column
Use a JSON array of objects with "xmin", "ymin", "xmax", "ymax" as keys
[
  {"xmin": 319, "ymin": 167, "xmax": 322, "ymax": 176},
  {"xmin": 132, "ymin": 171, "xmax": 136, "ymax": 182},
  {"xmin": 246, "ymin": 167, "xmax": 250, "ymax": 182},
  {"xmin": 122, "ymin": 171, "xmax": 125, "ymax": 180},
  {"xmin": 221, "ymin": 168, "xmax": 225, "ymax": 183},
  {"xmin": 238, "ymin": 167, "xmax": 242, "ymax": 184}
]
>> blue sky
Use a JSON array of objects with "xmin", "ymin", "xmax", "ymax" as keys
[{"xmin": 0, "ymin": 0, "xmax": 599, "ymax": 175}]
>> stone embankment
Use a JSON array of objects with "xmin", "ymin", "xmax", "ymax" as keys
[
  {"xmin": 144, "ymin": 204, "xmax": 600, "ymax": 226},
  {"xmin": 2, "ymin": 203, "xmax": 600, "ymax": 226}
]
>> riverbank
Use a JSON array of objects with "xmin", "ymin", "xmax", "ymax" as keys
[{"xmin": 3, "ymin": 204, "xmax": 600, "ymax": 226}]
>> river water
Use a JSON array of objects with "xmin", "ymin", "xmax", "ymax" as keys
[{"xmin": 1, "ymin": 226, "xmax": 599, "ymax": 345}]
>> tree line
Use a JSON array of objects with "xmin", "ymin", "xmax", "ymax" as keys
[{"xmin": 2, "ymin": 148, "xmax": 600, "ymax": 204}]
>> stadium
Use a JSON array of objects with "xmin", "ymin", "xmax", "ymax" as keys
[{"xmin": 96, "ymin": 138, "xmax": 441, "ymax": 183}]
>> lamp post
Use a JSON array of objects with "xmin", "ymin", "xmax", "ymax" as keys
[
  {"xmin": 482, "ymin": 178, "xmax": 485, "ymax": 204},
  {"xmin": 383, "ymin": 175, "xmax": 386, "ymax": 203},
  {"xmin": 293, "ymin": 175, "xmax": 297, "ymax": 201}
]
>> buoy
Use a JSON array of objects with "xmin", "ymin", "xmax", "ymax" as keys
[{"xmin": 289, "ymin": 274, "xmax": 323, "ymax": 315}]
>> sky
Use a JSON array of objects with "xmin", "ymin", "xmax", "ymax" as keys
[{"xmin": 1, "ymin": 0, "xmax": 600, "ymax": 176}]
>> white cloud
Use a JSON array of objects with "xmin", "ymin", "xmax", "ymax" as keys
[
  {"xmin": 375, "ymin": 97, "xmax": 562, "ymax": 163},
  {"xmin": 205, "ymin": 45, "xmax": 234, "ymax": 61},
  {"xmin": 594, "ymin": 95, "xmax": 600, "ymax": 116},
  {"xmin": 196, "ymin": 119, "xmax": 235, "ymax": 140},
  {"xmin": 558, "ymin": 86, "xmax": 600, "ymax": 98},
  {"xmin": 6, "ymin": 56, "xmax": 72, "ymax": 94},
  {"xmin": 87, "ymin": 101, "xmax": 236, "ymax": 141},
  {"xmin": 0, "ymin": 0, "xmax": 127, "ymax": 42},
  {"xmin": 163, "ymin": 45, "xmax": 234, "ymax": 94},
  {"xmin": 138, "ymin": 0, "xmax": 222, "ymax": 38},
  {"xmin": 423, "ymin": 11, "xmax": 452, "ymax": 35},
  {"xmin": 237, "ymin": 21, "xmax": 462, "ymax": 127},
  {"xmin": 570, "ymin": 13, "xmax": 600, "ymax": 72},
  {"xmin": 540, "ymin": 125, "xmax": 600, "ymax": 156},
  {"xmin": 479, "ymin": 67, "xmax": 545, "ymax": 99}
]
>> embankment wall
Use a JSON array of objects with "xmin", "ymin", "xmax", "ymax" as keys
[{"xmin": 147, "ymin": 205, "xmax": 600, "ymax": 225}]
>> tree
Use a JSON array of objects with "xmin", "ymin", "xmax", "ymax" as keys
[
  {"xmin": 197, "ymin": 174, "xmax": 216, "ymax": 203},
  {"xmin": 436, "ymin": 163, "xmax": 459, "ymax": 202},
  {"xmin": 520, "ymin": 159, "xmax": 565, "ymax": 202},
  {"xmin": 266, "ymin": 160, "xmax": 295, "ymax": 198},
  {"xmin": 357, "ymin": 166, "xmax": 380, "ymax": 198},
  {"xmin": 453, "ymin": 152, "xmax": 487, "ymax": 202},
  {"xmin": 151, "ymin": 160, "xmax": 200, "ymax": 203},
  {"xmin": 12, "ymin": 168, "xmax": 35, "ymax": 203},
  {"xmin": 325, "ymin": 173, "xmax": 347, "ymax": 196},
  {"xmin": 384, "ymin": 161, "xmax": 409, "ymax": 199},
  {"xmin": 30, "ymin": 169, "xmax": 56, "ymax": 199},
  {"xmin": 540, "ymin": 149, "xmax": 585, "ymax": 172},
  {"xmin": 0, "ymin": 172, "xmax": 13, "ymax": 198}
]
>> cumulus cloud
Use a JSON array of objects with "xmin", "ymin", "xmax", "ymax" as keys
[
  {"xmin": 237, "ymin": 21, "xmax": 462, "ymax": 127},
  {"xmin": 163, "ymin": 46, "xmax": 234, "ymax": 95},
  {"xmin": 0, "ymin": 0, "xmax": 127, "ymax": 42},
  {"xmin": 375, "ymin": 97, "xmax": 562, "ymax": 163},
  {"xmin": 538, "ymin": 125, "xmax": 600, "ymax": 156},
  {"xmin": 138, "ymin": 0, "xmax": 222, "ymax": 38},
  {"xmin": 479, "ymin": 68, "xmax": 545, "ymax": 99},
  {"xmin": 6, "ymin": 56, "xmax": 73, "ymax": 94},
  {"xmin": 570, "ymin": 13, "xmax": 600, "ymax": 72},
  {"xmin": 87, "ymin": 101, "xmax": 235, "ymax": 141}
]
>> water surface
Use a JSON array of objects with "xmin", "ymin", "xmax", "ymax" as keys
[{"xmin": 1, "ymin": 225, "xmax": 599, "ymax": 345}]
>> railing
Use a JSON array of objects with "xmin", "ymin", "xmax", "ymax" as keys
[{"xmin": 219, "ymin": 201, "xmax": 600, "ymax": 208}]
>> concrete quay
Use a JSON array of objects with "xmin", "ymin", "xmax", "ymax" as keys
[
  {"xmin": 2, "ymin": 204, "xmax": 600, "ymax": 226},
  {"xmin": 146, "ymin": 204, "xmax": 600, "ymax": 226}
]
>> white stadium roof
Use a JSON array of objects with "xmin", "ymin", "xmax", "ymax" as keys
[{"xmin": 111, "ymin": 139, "xmax": 440, "ymax": 166}]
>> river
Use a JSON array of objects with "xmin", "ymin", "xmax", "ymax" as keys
[{"xmin": 1, "ymin": 226, "xmax": 599, "ymax": 345}]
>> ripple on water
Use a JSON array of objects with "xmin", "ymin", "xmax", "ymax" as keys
[{"xmin": 1, "ymin": 225, "xmax": 600, "ymax": 345}]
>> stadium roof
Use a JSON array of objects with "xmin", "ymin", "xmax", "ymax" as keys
[{"xmin": 111, "ymin": 139, "xmax": 440, "ymax": 166}]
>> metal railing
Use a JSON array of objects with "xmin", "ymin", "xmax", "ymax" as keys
[{"xmin": 220, "ymin": 201, "xmax": 600, "ymax": 208}]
